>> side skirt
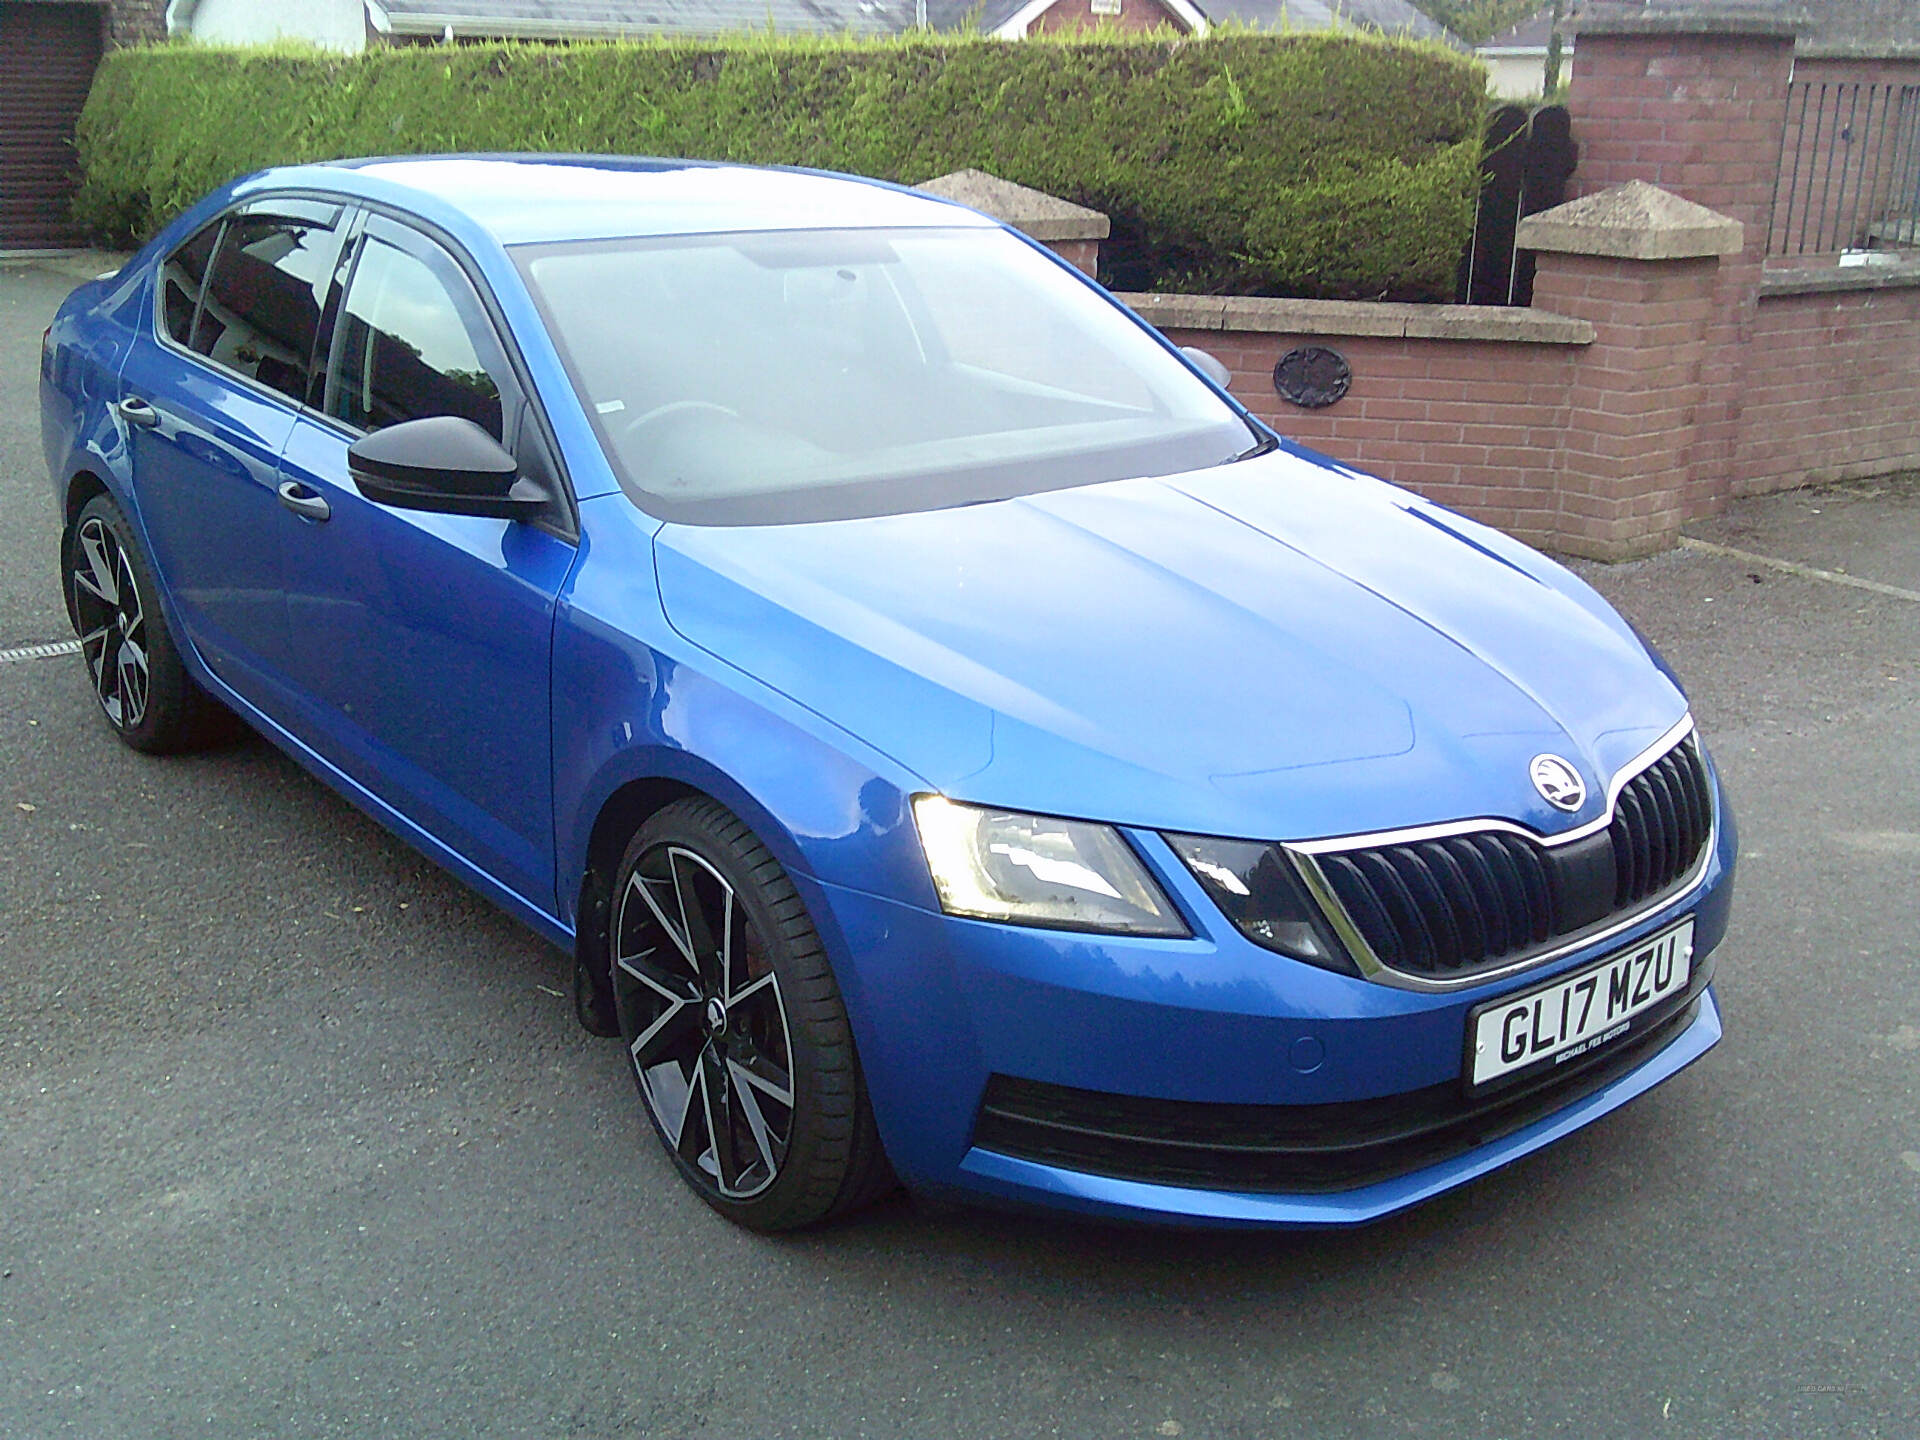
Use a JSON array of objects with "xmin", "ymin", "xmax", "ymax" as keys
[{"xmin": 184, "ymin": 644, "xmax": 576, "ymax": 954}]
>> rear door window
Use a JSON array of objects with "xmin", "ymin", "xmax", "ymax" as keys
[
  {"xmin": 158, "ymin": 219, "xmax": 222, "ymax": 348},
  {"xmin": 325, "ymin": 231, "xmax": 507, "ymax": 441},
  {"xmin": 192, "ymin": 201, "xmax": 344, "ymax": 405}
]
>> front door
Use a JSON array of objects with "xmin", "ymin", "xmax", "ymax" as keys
[{"xmin": 274, "ymin": 215, "xmax": 574, "ymax": 910}]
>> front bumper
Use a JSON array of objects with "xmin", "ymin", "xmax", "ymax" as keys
[
  {"xmin": 800, "ymin": 804, "xmax": 1735, "ymax": 1228},
  {"xmin": 960, "ymin": 989, "xmax": 1720, "ymax": 1226}
]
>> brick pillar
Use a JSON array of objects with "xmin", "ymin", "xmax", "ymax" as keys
[
  {"xmin": 1520, "ymin": 182, "xmax": 1743, "ymax": 559},
  {"xmin": 912, "ymin": 169, "xmax": 1108, "ymax": 275},
  {"xmin": 1564, "ymin": 4, "xmax": 1798, "ymax": 520}
]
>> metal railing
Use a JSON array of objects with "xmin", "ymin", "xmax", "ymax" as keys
[{"xmin": 1769, "ymin": 81, "xmax": 1920, "ymax": 257}]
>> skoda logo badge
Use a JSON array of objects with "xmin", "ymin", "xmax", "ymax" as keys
[{"xmin": 1530, "ymin": 754, "xmax": 1586, "ymax": 811}]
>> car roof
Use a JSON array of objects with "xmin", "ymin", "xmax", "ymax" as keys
[{"xmin": 233, "ymin": 155, "xmax": 996, "ymax": 247}]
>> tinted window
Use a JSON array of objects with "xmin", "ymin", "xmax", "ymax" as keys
[
  {"xmin": 193, "ymin": 209, "xmax": 341, "ymax": 403},
  {"xmin": 158, "ymin": 220, "xmax": 222, "ymax": 348},
  {"xmin": 328, "ymin": 237, "xmax": 504, "ymax": 440}
]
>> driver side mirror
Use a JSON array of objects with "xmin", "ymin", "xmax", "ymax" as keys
[
  {"xmin": 347, "ymin": 415, "xmax": 548, "ymax": 520},
  {"xmin": 1181, "ymin": 347, "xmax": 1233, "ymax": 391}
]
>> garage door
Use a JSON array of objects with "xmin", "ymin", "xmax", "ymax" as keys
[{"xmin": 0, "ymin": 4, "xmax": 104, "ymax": 248}]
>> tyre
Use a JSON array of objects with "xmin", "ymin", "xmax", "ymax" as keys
[
  {"xmin": 66, "ymin": 493, "xmax": 235, "ymax": 754},
  {"xmin": 610, "ymin": 796, "xmax": 893, "ymax": 1230}
]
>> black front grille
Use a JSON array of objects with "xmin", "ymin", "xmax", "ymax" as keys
[
  {"xmin": 972, "ymin": 979, "xmax": 1709, "ymax": 1194},
  {"xmin": 1609, "ymin": 738, "xmax": 1715, "ymax": 909},
  {"xmin": 1313, "ymin": 737, "xmax": 1711, "ymax": 980}
]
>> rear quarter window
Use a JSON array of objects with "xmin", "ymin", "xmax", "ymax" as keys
[{"xmin": 158, "ymin": 220, "xmax": 222, "ymax": 348}]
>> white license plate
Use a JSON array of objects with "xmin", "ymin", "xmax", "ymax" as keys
[{"xmin": 1468, "ymin": 919, "xmax": 1694, "ymax": 1087}]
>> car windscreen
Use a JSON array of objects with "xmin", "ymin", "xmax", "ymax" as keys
[{"xmin": 513, "ymin": 227, "xmax": 1263, "ymax": 525}]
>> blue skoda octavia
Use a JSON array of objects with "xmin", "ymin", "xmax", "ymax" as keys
[{"xmin": 40, "ymin": 156, "xmax": 1734, "ymax": 1231}]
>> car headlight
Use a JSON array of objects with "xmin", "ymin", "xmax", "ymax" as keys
[
  {"xmin": 911, "ymin": 795, "xmax": 1187, "ymax": 936},
  {"xmin": 1166, "ymin": 834, "xmax": 1350, "ymax": 971}
]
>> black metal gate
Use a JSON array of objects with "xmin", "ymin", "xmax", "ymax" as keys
[{"xmin": 1458, "ymin": 104, "xmax": 1578, "ymax": 307}]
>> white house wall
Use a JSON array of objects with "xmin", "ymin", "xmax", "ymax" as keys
[
  {"xmin": 183, "ymin": 0, "xmax": 368, "ymax": 52},
  {"xmin": 1481, "ymin": 51, "xmax": 1574, "ymax": 99}
]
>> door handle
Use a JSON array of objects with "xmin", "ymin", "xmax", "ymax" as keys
[
  {"xmin": 277, "ymin": 480, "xmax": 331, "ymax": 523},
  {"xmin": 116, "ymin": 396, "xmax": 159, "ymax": 428}
]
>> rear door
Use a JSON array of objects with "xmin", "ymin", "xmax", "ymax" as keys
[
  {"xmin": 274, "ymin": 214, "xmax": 575, "ymax": 909},
  {"xmin": 120, "ymin": 199, "xmax": 347, "ymax": 717}
]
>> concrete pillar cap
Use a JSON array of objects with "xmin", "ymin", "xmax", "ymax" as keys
[
  {"xmin": 1516, "ymin": 180, "xmax": 1745, "ymax": 259},
  {"xmin": 914, "ymin": 169, "xmax": 1111, "ymax": 242},
  {"xmin": 1569, "ymin": 2, "xmax": 1803, "ymax": 38}
]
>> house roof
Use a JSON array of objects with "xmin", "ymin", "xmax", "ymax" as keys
[
  {"xmin": 919, "ymin": 0, "xmax": 1031, "ymax": 27},
  {"xmin": 377, "ymin": 0, "xmax": 1462, "ymax": 38},
  {"xmin": 371, "ymin": 0, "xmax": 915, "ymax": 37},
  {"xmin": 1481, "ymin": 7, "xmax": 1558, "ymax": 49},
  {"xmin": 1201, "ymin": 0, "xmax": 1459, "ymax": 43}
]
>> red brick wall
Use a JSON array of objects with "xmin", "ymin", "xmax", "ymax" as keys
[
  {"xmin": 1568, "ymin": 31, "xmax": 1793, "ymax": 235},
  {"xmin": 1530, "ymin": 251, "xmax": 1721, "ymax": 556},
  {"xmin": 107, "ymin": 0, "xmax": 166, "ymax": 45},
  {"xmin": 1737, "ymin": 283, "xmax": 1920, "ymax": 493},
  {"xmin": 1566, "ymin": 27, "xmax": 1797, "ymax": 524},
  {"xmin": 1109, "ymin": 24, "xmax": 1920, "ymax": 558},
  {"xmin": 1153, "ymin": 326, "xmax": 1579, "ymax": 549},
  {"xmin": 1141, "ymin": 261, "xmax": 1920, "ymax": 557},
  {"xmin": 1047, "ymin": 239, "xmax": 1100, "ymax": 275}
]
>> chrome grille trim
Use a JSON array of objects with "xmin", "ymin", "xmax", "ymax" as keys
[
  {"xmin": 1288, "ymin": 714, "xmax": 1698, "ymax": 858},
  {"xmin": 1286, "ymin": 717, "xmax": 1716, "ymax": 993}
]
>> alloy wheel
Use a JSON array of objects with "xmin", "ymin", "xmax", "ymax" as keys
[
  {"xmin": 70, "ymin": 515, "xmax": 151, "ymax": 730},
  {"xmin": 613, "ymin": 843, "xmax": 795, "ymax": 1200}
]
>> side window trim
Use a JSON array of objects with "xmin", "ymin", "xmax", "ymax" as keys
[
  {"xmin": 152, "ymin": 192, "xmax": 351, "ymax": 417},
  {"xmin": 309, "ymin": 205, "xmax": 368, "ymax": 415},
  {"xmin": 249, "ymin": 197, "xmax": 350, "ymax": 404},
  {"xmin": 183, "ymin": 220, "xmax": 225, "ymax": 355},
  {"xmin": 153, "ymin": 215, "xmax": 226, "ymax": 357}
]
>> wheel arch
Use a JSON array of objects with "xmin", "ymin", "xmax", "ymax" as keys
[
  {"xmin": 566, "ymin": 755, "xmax": 829, "ymax": 1035},
  {"xmin": 64, "ymin": 467, "xmax": 111, "ymax": 529},
  {"xmin": 59, "ymin": 470, "xmax": 114, "ymax": 629},
  {"xmin": 569, "ymin": 754, "xmax": 819, "ymax": 921}
]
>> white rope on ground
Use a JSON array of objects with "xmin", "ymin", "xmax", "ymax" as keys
[{"xmin": 0, "ymin": 639, "xmax": 82, "ymax": 664}]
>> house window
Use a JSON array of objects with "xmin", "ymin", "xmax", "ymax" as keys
[{"xmin": 1091, "ymin": 0, "xmax": 1122, "ymax": 13}]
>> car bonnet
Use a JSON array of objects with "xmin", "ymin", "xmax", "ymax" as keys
[{"xmin": 651, "ymin": 448, "xmax": 1689, "ymax": 844}]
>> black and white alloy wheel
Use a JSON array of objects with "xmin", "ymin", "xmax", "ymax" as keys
[
  {"xmin": 70, "ymin": 512, "xmax": 150, "ymax": 731},
  {"xmin": 618, "ymin": 840, "xmax": 795, "ymax": 1200},
  {"xmin": 609, "ymin": 798, "xmax": 892, "ymax": 1229}
]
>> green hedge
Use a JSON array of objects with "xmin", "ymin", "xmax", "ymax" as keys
[{"xmin": 75, "ymin": 33, "xmax": 1484, "ymax": 300}]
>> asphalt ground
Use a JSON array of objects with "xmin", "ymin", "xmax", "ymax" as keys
[{"xmin": 2, "ymin": 257, "xmax": 1917, "ymax": 1440}]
